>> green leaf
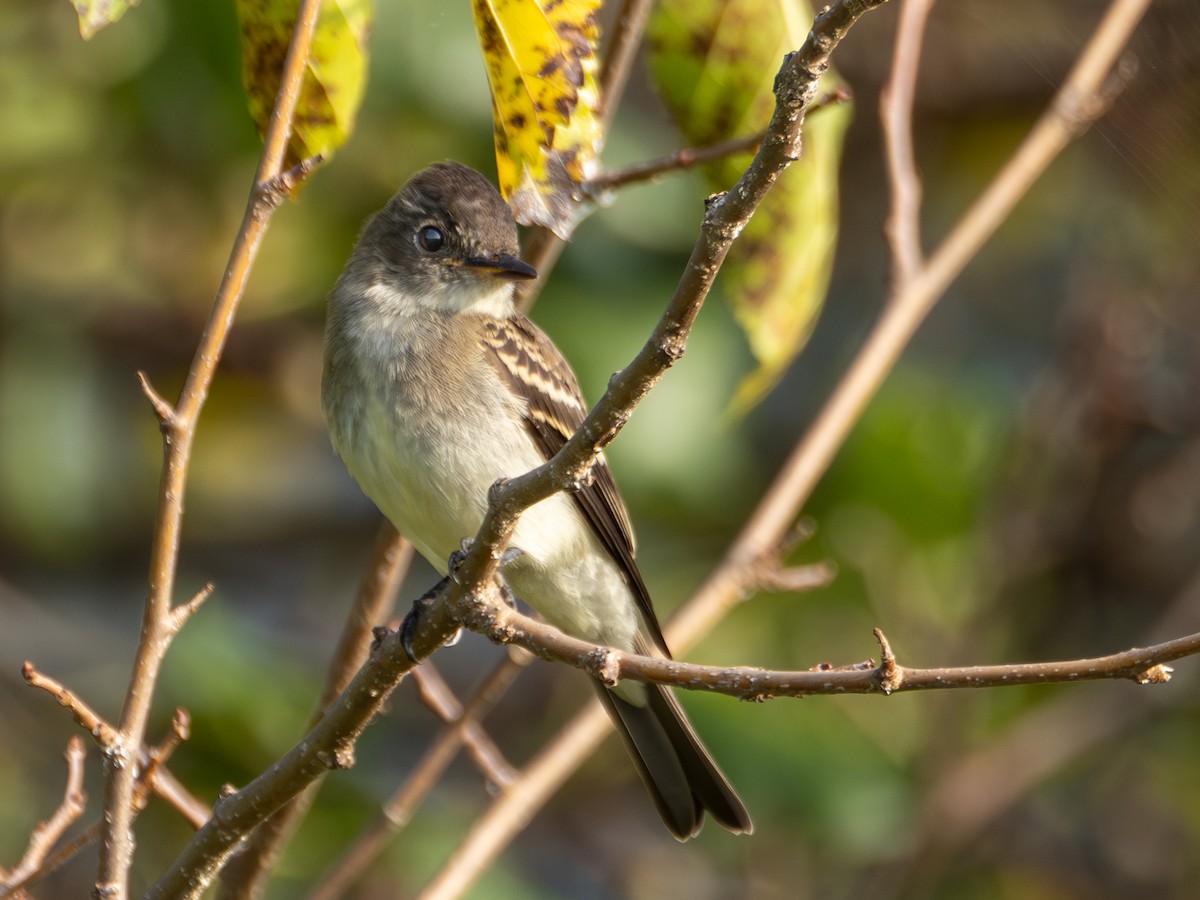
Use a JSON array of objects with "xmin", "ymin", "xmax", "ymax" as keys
[
  {"xmin": 236, "ymin": 0, "xmax": 372, "ymax": 169},
  {"xmin": 70, "ymin": 0, "xmax": 139, "ymax": 39},
  {"xmin": 648, "ymin": 0, "xmax": 849, "ymax": 414},
  {"xmin": 474, "ymin": 0, "xmax": 603, "ymax": 239}
]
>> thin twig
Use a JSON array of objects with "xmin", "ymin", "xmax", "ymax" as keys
[
  {"xmin": 753, "ymin": 561, "xmax": 838, "ymax": 594},
  {"xmin": 591, "ymin": 132, "xmax": 766, "ymax": 193},
  {"xmin": 2, "ymin": 715, "xmax": 203, "ymax": 897},
  {"xmin": 133, "ymin": 710, "xmax": 191, "ymax": 811},
  {"xmin": 881, "ymin": 0, "xmax": 935, "ymax": 286},
  {"xmin": 589, "ymin": 89, "xmax": 851, "ymax": 194},
  {"xmin": 305, "ymin": 653, "xmax": 528, "ymax": 900},
  {"xmin": 146, "ymin": 589, "xmax": 461, "ymax": 899},
  {"xmin": 0, "ymin": 738, "xmax": 87, "ymax": 898},
  {"xmin": 598, "ymin": 0, "xmax": 654, "ymax": 135},
  {"xmin": 22, "ymin": 662, "xmax": 120, "ymax": 748},
  {"xmin": 459, "ymin": 597, "xmax": 1194, "ymax": 698},
  {"xmin": 216, "ymin": 525, "xmax": 413, "ymax": 900},
  {"xmin": 170, "ymin": 583, "xmax": 215, "ymax": 632},
  {"xmin": 96, "ymin": 0, "xmax": 326, "ymax": 894},
  {"xmin": 411, "ymin": 664, "xmax": 519, "ymax": 788}
]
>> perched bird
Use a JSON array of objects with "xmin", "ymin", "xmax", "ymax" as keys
[{"xmin": 321, "ymin": 161, "xmax": 751, "ymax": 839}]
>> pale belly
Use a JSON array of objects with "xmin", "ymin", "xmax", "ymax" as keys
[{"xmin": 335, "ymin": 391, "xmax": 640, "ymax": 653}]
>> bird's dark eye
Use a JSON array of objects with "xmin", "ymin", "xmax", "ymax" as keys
[{"xmin": 417, "ymin": 225, "xmax": 444, "ymax": 252}]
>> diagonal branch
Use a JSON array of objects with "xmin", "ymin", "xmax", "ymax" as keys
[
  {"xmin": 411, "ymin": 664, "xmax": 520, "ymax": 788},
  {"xmin": 96, "ymin": 0, "xmax": 326, "ymax": 894},
  {"xmin": 304, "ymin": 652, "xmax": 528, "ymax": 900},
  {"xmin": 447, "ymin": 0, "xmax": 891, "ymax": 637},
  {"xmin": 416, "ymin": 0, "xmax": 1153, "ymax": 895},
  {"xmin": 216, "ymin": 525, "xmax": 413, "ymax": 900},
  {"xmin": 0, "ymin": 738, "xmax": 87, "ymax": 898},
  {"xmin": 145, "ymin": 589, "xmax": 461, "ymax": 899}
]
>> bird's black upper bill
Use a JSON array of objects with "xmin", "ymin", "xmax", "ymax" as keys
[{"xmin": 463, "ymin": 253, "xmax": 538, "ymax": 280}]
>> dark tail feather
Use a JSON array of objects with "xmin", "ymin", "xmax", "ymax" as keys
[{"xmin": 593, "ymin": 682, "xmax": 753, "ymax": 839}]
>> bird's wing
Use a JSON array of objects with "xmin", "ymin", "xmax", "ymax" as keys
[{"xmin": 482, "ymin": 314, "xmax": 669, "ymax": 654}]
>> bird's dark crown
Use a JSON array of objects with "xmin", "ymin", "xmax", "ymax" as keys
[{"xmin": 373, "ymin": 161, "xmax": 521, "ymax": 266}]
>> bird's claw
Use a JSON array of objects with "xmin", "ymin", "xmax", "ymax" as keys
[
  {"xmin": 450, "ymin": 539, "xmax": 523, "ymax": 577},
  {"xmin": 400, "ymin": 576, "xmax": 450, "ymax": 663}
]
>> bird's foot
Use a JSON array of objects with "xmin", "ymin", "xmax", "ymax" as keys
[
  {"xmin": 400, "ymin": 576, "xmax": 459, "ymax": 663},
  {"xmin": 449, "ymin": 538, "xmax": 524, "ymax": 576}
]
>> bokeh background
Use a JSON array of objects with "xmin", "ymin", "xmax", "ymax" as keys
[{"xmin": 4, "ymin": 0, "xmax": 1200, "ymax": 897}]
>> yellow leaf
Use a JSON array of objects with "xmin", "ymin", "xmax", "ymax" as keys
[
  {"xmin": 70, "ymin": 0, "xmax": 140, "ymax": 39},
  {"xmin": 649, "ymin": 0, "xmax": 849, "ymax": 414},
  {"xmin": 236, "ymin": 0, "xmax": 372, "ymax": 170},
  {"xmin": 474, "ymin": 0, "xmax": 603, "ymax": 239}
]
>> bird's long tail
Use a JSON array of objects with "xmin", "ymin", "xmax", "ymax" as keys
[{"xmin": 593, "ymin": 681, "xmax": 753, "ymax": 839}]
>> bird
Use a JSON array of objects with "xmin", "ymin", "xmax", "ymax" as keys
[{"xmin": 321, "ymin": 160, "xmax": 751, "ymax": 839}]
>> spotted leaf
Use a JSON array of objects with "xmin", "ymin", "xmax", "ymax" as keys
[
  {"xmin": 474, "ymin": 0, "xmax": 603, "ymax": 239},
  {"xmin": 649, "ymin": 0, "xmax": 850, "ymax": 414},
  {"xmin": 236, "ymin": 0, "xmax": 371, "ymax": 170}
]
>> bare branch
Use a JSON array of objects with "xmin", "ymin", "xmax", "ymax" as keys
[
  {"xmin": 455, "ymin": 587, "xmax": 1196, "ymax": 699},
  {"xmin": 411, "ymin": 664, "xmax": 519, "ymax": 789},
  {"xmin": 217, "ymin": 524, "xmax": 413, "ymax": 900},
  {"xmin": 135, "ymin": 371, "xmax": 177, "ymax": 428},
  {"xmin": 146, "ymin": 586, "xmax": 461, "ymax": 900},
  {"xmin": 880, "ymin": 0, "xmax": 935, "ymax": 286},
  {"xmin": 589, "ymin": 89, "xmax": 851, "ymax": 194},
  {"xmin": 591, "ymin": 132, "xmax": 766, "ymax": 193},
  {"xmin": 598, "ymin": 0, "xmax": 654, "ymax": 135},
  {"xmin": 133, "ymin": 711, "xmax": 192, "ymax": 812},
  {"xmin": 98, "ymin": 0, "xmax": 326, "ymax": 893},
  {"xmin": 0, "ymin": 738, "xmax": 87, "ymax": 898},
  {"xmin": 305, "ymin": 652, "xmax": 528, "ymax": 900},
  {"xmin": 169, "ymin": 583, "xmax": 215, "ymax": 633},
  {"xmin": 23, "ymin": 662, "xmax": 120, "ymax": 749},
  {"xmin": 753, "ymin": 562, "xmax": 837, "ymax": 594}
]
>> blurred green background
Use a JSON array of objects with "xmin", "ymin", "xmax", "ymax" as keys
[{"xmin": 4, "ymin": 0, "xmax": 1200, "ymax": 897}]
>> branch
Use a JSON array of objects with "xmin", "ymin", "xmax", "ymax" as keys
[
  {"xmin": 216, "ymin": 525, "xmax": 413, "ymax": 900},
  {"xmin": 417, "ymin": 0, "xmax": 1152, "ymax": 893},
  {"xmin": 97, "ymin": 0, "xmax": 326, "ymax": 893},
  {"xmin": 411, "ymin": 664, "xmax": 519, "ymax": 789},
  {"xmin": 588, "ymin": 89, "xmax": 851, "ymax": 194},
  {"xmin": 880, "ymin": 0, "xmax": 934, "ymax": 285},
  {"xmin": 459, "ymin": 591, "xmax": 1189, "ymax": 697},
  {"xmin": 597, "ymin": 0, "xmax": 654, "ymax": 135},
  {"xmin": 449, "ymin": 0, "xmax": 891, "ymax": 643},
  {"xmin": 22, "ymin": 662, "xmax": 120, "ymax": 748},
  {"xmin": 145, "ymin": 585, "xmax": 461, "ymax": 899},
  {"xmin": 0, "ymin": 738, "xmax": 87, "ymax": 898},
  {"xmin": 304, "ymin": 652, "xmax": 528, "ymax": 900}
]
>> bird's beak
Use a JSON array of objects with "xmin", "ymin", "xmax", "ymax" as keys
[{"xmin": 461, "ymin": 253, "xmax": 538, "ymax": 281}]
